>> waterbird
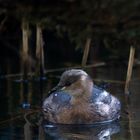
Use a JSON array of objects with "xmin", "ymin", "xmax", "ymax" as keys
[{"xmin": 42, "ymin": 69, "xmax": 121, "ymax": 124}]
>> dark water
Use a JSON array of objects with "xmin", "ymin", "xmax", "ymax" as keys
[{"xmin": 0, "ymin": 66, "xmax": 140, "ymax": 140}]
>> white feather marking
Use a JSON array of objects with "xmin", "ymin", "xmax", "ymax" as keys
[
  {"xmin": 102, "ymin": 91, "xmax": 109, "ymax": 96},
  {"xmin": 80, "ymin": 75, "xmax": 87, "ymax": 81},
  {"xmin": 54, "ymin": 93, "xmax": 57, "ymax": 96}
]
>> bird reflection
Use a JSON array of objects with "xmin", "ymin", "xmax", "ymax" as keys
[{"xmin": 43, "ymin": 121, "xmax": 120, "ymax": 140}]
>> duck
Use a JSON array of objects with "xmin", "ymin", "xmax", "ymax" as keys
[{"xmin": 42, "ymin": 69, "xmax": 121, "ymax": 124}]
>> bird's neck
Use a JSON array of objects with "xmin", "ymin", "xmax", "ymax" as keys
[
  {"xmin": 66, "ymin": 78, "xmax": 93, "ymax": 105},
  {"xmin": 70, "ymin": 88, "xmax": 92, "ymax": 105}
]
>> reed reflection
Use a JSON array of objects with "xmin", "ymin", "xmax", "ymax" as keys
[{"xmin": 24, "ymin": 113, "xmax": 46, "ymax": 140}]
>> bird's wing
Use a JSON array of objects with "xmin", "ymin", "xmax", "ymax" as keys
[
  {"xmin": 92, "ymin": 85, "xmax": 112, "ymax": 104},
  {"xmin": 43, "ymin": 91, "xmax": 71, "ymax": 113}
]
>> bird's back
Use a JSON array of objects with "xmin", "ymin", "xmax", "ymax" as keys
[
  {"xmin": 90, "ymin": 85, "xmax": 121, "ymax": 121},
  {"xmin": 42, "ymin": 86, "xmax": 120, "ymax": 124}
]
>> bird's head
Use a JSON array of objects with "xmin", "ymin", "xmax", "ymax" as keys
[{"xmin": 49, "ymin": 69, "xmax": 93, "ymax": 98}]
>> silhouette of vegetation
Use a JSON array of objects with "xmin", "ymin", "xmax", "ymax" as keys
[{"xmin": 0, "ymin": 0, "xmax": 140, "ymax": 68}]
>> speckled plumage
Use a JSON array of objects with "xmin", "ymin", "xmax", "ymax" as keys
[{"xmin": 42, "ymin": 69, "xmax": 121, "ymax": 124}]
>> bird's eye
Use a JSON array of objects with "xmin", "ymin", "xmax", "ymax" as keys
[{"xmin": 65, "ymin": 81, "xmax": 71, "ymax": 86}]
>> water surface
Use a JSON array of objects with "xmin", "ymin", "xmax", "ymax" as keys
[{"xmin": 0, "ymin": 66, "xmax": 140, "ymax": 140}]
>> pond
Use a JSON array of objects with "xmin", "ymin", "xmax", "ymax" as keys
[{"xmin": 0, "ymin": 65, "xmax": 140, "ymax": 140}]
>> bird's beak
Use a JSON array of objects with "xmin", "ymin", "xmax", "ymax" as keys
[{"xmin": 48, "ymin": 84, "xmax": 66, "ymax": 95}]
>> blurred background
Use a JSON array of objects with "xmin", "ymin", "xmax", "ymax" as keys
[
  {"xmin": 0, "ymin": 1, "xmax": 140, "ymax": 140},
  {"xmin": 0, "ymin": 0, "xmax": 140, "ymax": 75}
]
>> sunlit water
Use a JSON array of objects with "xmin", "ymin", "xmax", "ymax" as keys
[{"xmin": 0, "ymin": 66, "xmax": 140, "ymax": 140}]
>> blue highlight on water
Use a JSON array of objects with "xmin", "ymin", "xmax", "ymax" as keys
[{"xmin": 21, "ymin": 102, "xmax": 31, "ymax": 109}]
